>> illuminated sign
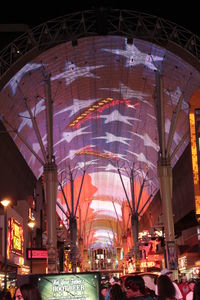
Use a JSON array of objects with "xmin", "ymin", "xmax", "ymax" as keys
[
  {"xmin": 128, "ymin": 261, "xmax": 156, "ymax": 273},
  {"xmin": 195, "ymin": 109, "xmax": 200, "ymax": 186},
  {"xmin": 37, "ymin": 272, "xmax": 100, "ymax": 300},
  {"xmin": 178, "ymin": 256, "xmax": 187, "ymax": 271},
  {"xmin": 67, "ymin": 98, "xmax": 138, "ymax": 128},
  {"xmin": 27, "ymin": 249, "xmax": 48, "ymax": 259},
  {"xmin": 189, "ymin": 91, "xmax": 200, "ymax": 220},
  {"xmin": 76, "ymin": 145, "xmax": 119, "ymax": 160},
  {"xmin": 10, "ymin": 218, "xmax": 23, "ymax": 256}
]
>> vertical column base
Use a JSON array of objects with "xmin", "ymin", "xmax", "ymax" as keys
[{"xmin": 47, "ymin": 242, "xmax": 58, "ymax": 273}]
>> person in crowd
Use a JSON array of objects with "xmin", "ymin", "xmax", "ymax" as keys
[
  {"xmin": 193, "ymin": 279, "xmax": 200, "ymax": 300},
  {"xmin": 142, "ymin": 276, "xmax": 156, "ymax": 298},
  {"xmin": 101, "ymin": 283, "xmax": 108, "ymax": 299},
  {"xmin": 185, "ymin": 279, "xmax": 196, "ymax": 300},
  {"xmin": 110, "ymin": 284, "xmax": 126, "ymax": 300},
  {"xmin": 157, "ymin": 274, "xmax": 176, "ymax": 300},
  {"xmin": 105, "ymin": 277, "xmax": 121, "ymax": 300},
  {"xmin": 15, "ymin": 284, "xmax": 42, "ymax": 300},
  {"xmin": 1, "ymin": 291, "xmax": 12, "ymax": 300},
  {"xmin": 179, "ymin": 276, "xmax": 189, "ymax": 300},
  {"xmin": 155, "ymin": 268, "xmax": 183, "ymax": 300},
  {"xmin": 124, "ymin": 275, "xmax": 153, "ymax": 300}
]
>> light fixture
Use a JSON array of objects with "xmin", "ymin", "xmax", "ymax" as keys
[
  {"xmin": 28, "ymin": 219, "xmax": 35, "ymax": 229},
  {"xmin": 1, "ymin": 198, "xmax": 11, "ymax": 296},
  {"xmin": 0, "ymin": 199, "xmax": 11, "ymax": 207},
  {"xmin": 28, "ymin": 218, "xmax": 35, "ymax": 273}
]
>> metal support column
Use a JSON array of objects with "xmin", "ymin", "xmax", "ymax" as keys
[
  {"xmin": 44, "ymin": 162, "xmax": 58, "ymax": 273},
  {"xmin": 70, "ymin": 216, "xmax": 77, "ymax": 273},
  {"xmin": 155, "ymin": 71, "xmax": 179, "ymax": 274},
  {"xmin": 4, "ymin": 206, "xmax": 7, "ymax": 295},
  {"xmin": 43, "ymin": 73, "xmax": 58, "ymax": 273},
  {"xmin": 157, "ymin": 158, "xmax": 177, "ymax": 270},
  {"xmin": 131, "ymin": 213, "xmax": 140, "ymax": 271}
]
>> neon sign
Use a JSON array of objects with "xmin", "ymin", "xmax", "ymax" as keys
[
  {"xmin": 27, "ymin": 249, "xmax": 47, "ymax": 259},
  {"xmin": 10, "ymin": 218, "xmax": 23, "ymax": 255}
]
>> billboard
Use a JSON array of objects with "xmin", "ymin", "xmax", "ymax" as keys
[{"xmin": 17, "ymin": 272, "xmax": 101, "ymax": 300}]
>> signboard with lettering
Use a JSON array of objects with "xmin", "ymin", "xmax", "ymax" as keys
[
  {"xmin": 27, "ymin": 249, "xmax": 48, "ymax": 259},
  {"xmin": 38, "ymin": 272, "xmax": 100, "ymax": 300},
  {"xmin": 16, "ymin": 272, "xmax": 101, "ymax": 300},
  {"xmin": 10, "ymin": 218, "xmax": 23, "ymax": 255}
]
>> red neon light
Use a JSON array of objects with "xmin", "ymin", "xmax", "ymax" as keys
[{"xmin": 27, "ymin": 249, "xmax": 48, "ymax": 259}]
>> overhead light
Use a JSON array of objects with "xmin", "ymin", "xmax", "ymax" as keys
[{"xmin": 0, "ymin": 199, "xmax": 11, "ymax": 207}]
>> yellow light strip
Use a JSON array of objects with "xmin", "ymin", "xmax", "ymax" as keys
[{"xmin": 189, "ymin": 91, "xmax": 200, "ymax": 220}]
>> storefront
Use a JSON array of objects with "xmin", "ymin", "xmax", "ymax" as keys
[{"xmin": 178, "ymin": 252, "xmax": 200, "ymax": 279}]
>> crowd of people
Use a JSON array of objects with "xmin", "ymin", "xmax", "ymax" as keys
[
  {"xmin": 0, "ymin": 284, "xmax": 42, "ymax": 300},
  {"xmin": 0, "ymin": 270, "xmax": 200, "ymax": 300},
  {"xmin": 101, "ymin": 269, "xmax": 200, "ymax": 300}
]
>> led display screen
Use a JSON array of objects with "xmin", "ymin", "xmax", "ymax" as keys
[{"xmin": 1, "ymin": 35, "xmax": 200, "ymax": 249}]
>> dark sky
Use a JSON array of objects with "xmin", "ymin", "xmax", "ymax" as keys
[
  {"xmin": 0, "ymin": 1, "xmax": 199, "ymax": 34},
  {"xmin": 0, "ymin": 1, "xmax": 199, "ymax": 50}
]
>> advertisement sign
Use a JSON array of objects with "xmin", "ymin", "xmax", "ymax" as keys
[
  {"xmin": 17, "ymin": 272, "xmax": 101, "ymax": 300},
  {"xmin": 167, "ymin": 241, "xmax": 177, "ymax": 270},
  {"xmin": 27, "ymin": 249, "xmax": 48, "ymax": 260},
  {"xmin": 10, "ymin": 218, "xmax": 23, "ymax": 255}
]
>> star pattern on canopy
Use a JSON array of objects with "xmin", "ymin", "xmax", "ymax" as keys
[{"xmin": 0, "ymin": 35, "xmax": 199, "ymax": 250}]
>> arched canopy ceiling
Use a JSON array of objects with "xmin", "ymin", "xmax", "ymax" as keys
[{"xmin": 0, "ymin": 34, "xmax": 200, "ymax": 250}]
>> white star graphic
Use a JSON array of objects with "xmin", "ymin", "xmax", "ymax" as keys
[
  {"xmin": 18, "ymin": 99, "xmax": 45, "ymax": 132},
  {"xmin": 127, "ymin": 150, "xmax": 156, "ymax": 169},
  {"xmin": 101, "ymin": 83, "xmax": 152, "ymax": 107},
  {"xmin": 55, "ymin": 126, "xmax": 91, "ymax": 145},
  {"xmin": 130, "ymin": 132, "xmax": 159, "ymax": 151},
  {"xmin": 93, "ymin": 132, "xmax": 131, "ymax": 145},
  {"xmin": 100, "ymin": 109, "xmax": 140, "ymax": 125},
  {"xmin": 74, "ymin": 159, "xmax": 98, "ymax": 170},
  {"xmin": 165, "ymin": 86, "xmax": 189, "ymax": 111},
  {"xmin": 5, "ymin": 62, "xmax": 44, "ymax": 95},
  {"xmin": 165, "ymin": 119, "xmax": 181, "ymax": 145},
  {"xmin": 104, "ymin": 150, "xmax": 129, "ymax": 162},
  {"xmin": 100, "ymin": 164, "xmax": 117, "ymax": 171},
  {"xmin": 51, "ymin": 61, "xmax": 104, "ymax": 85},
  {"xmin": 102, "ymin": 43, "xmax": 163, "ymax": 71},
  {"xmin": 54, "ymin": 98, "xmax": 99, "ymax": 117}
]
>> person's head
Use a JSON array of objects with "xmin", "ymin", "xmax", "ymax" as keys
[
  {"xmin": 181, "ymin": 275, "xmax": 187, "ymax": 283},
  {"xmin": 15, "ymin": 284, "xmax": 42, "ymax": 300},
  {"xmin": 188, "ymin": 279, "xmax": 196, "ymax": 292},
  {"xmin": 193, "ymin": 279, "xmax": 200, "ymax": 300},
  {"xmin": 160, "ymin": 268, "xmax": 173, "ymax": 278},
  {"xmin": 125, "ymin": 275, "xmax": 146, "ymax": 295},
  {"xmin": 157, "ymin": 275, "xmax": 176, "ymax": 299},
  {"xmin": 110, "ymin": 284, "xmax": 124, "ymax": 300}
]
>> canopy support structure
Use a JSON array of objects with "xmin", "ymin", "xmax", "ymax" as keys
[
  {"xmin": 118, "ymin": 166, "xmax": 149, "ymax": 271},
  {"xmin": 155, "ymin": 71, "xmax": 184, "ymax": 275},
  {"xmin": 43, "ymin": 73, "xmax": 58, "ymax": 273}
]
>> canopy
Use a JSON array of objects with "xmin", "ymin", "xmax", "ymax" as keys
[{"xmin": 0, "ymin": 35, "xmax": 199, "ymax": 249}]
